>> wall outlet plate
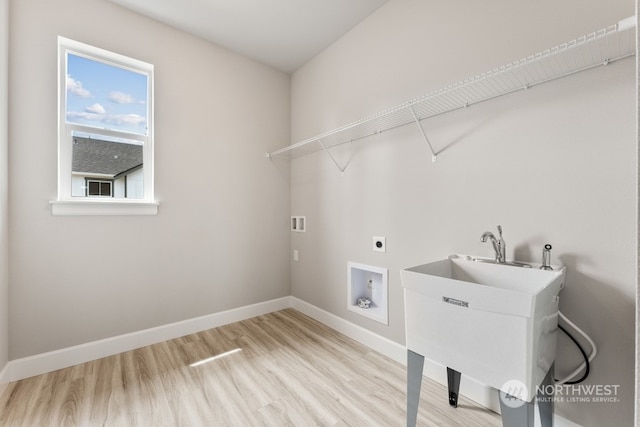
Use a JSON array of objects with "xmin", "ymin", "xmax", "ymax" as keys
[
  {"xmin": 291, "ymin": 216, "xmax": 306, "ymax": 232},
  {"xmin": 373, "ymin": 236, "xmax": 386, "ymax": 252}
]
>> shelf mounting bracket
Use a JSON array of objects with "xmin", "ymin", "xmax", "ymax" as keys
[
  {"xmin": 409, "ymin": 106, "xmax": 437, "ymax": 162},
  {"xmin": 318, "ymin": 140, "xmax": 347, "ymax": 175}
]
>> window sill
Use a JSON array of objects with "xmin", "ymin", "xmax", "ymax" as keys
[{"xmin": 51, "ymin": 199, "xmax": 159, "ymax": 216}]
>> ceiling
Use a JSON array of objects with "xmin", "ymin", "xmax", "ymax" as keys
[{"xmin": 107, "ymin": 0, "xmax": 388, "ymax": 73}]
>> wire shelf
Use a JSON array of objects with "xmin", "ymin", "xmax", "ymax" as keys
[{"xmin": 267, "ymin": 17, "xmax": 636, "ymax": 162}]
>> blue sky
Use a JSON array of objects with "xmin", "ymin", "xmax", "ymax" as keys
[{"xmin": 66, "ymin": 53, "xmax": 148, "ymax": 136}]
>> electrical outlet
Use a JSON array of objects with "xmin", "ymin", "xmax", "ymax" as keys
[{"xmin": 373, "ymin": 236, "xmax": 386, "ymax": 253}]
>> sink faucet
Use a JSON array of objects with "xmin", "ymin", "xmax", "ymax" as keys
[{"xmin": 480, "ymin": 225, "xmax": 506, "ymax": 263}]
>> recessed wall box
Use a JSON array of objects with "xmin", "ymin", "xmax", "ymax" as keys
[
  {"xmin": 291, "ymin": 216, "xmax": 306, "ymax": 232},
  {"xmin": 347, "ymin": 262, "xmax": 388, "ymax": 325}
]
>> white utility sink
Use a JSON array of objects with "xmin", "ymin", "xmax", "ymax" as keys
[{"xmin": 401, "ymin": 254, "xmax": 566, "ymax": 397}]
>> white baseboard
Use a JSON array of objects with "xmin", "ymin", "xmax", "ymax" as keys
[
  {"xmin": 0, "ymin": 295, "xmax": 579, "ymax": 426},
  {"xmin": 3, "ymin": 296, "xmax": 291, "ymax": 383},
  {"xmin": 290, "ymin": 297, "xmax": 407, "ymax": 363},
  {"xmin": 290, "ymin": 297, "xmax": 499, "ymax": 410},
  {"xmin": 290, "ymin": 297, "xmax": 580, "ymax": 427}
]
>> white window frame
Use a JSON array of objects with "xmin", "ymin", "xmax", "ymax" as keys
[{"xmin": 52, "ymin": 36, "xmax": 157, "ymax": 215}]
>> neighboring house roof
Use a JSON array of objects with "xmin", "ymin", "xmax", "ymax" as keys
[{"xmin": 72, "ymin": 136, "xmax": 143, "ymax": 178}]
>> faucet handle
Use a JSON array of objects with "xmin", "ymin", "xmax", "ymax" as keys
[{"xmin": 497, "ymin": 225, "xmax": 503, "ymax": 237}]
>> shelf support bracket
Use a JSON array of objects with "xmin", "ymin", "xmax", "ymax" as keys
[
  {"xmin": 409, "ymin": 106, "xmax": 437, "ymax": 162},
  {"xmin": 318, "ymin": 140, "xmax": 347, "ymax": 175}
]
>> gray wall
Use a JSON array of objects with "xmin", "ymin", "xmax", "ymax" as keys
[
  {"xmin": 636, "ymin": 10, "xmax": 639, "ymax": 427},
  {"xmin": 290, "ymin": 1, "xmax": 636, "ymax": 426},
  {"xmin": 8, "ymin": 0, "xmax": 291, "ymax": 358},
  {"xmin": 0, "ymin": 0, "xmax": 8, "ymax": 376},
  {"xmin": 5, "ymin": 0, "xmax": 639, "ymax": 425}
]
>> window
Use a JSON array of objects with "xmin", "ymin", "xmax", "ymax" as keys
[
  {"xmin": 53, "ymin": 37, "xmax": 157, "ymax": 215},
  {"xmin": 86, "ymin": 179, "xmax": 112, "ymax": 197}
]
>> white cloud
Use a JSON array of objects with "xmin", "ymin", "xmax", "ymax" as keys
[
  {"xmin": 109, "ymin": 91, "xmax": 136, "ymax": 104},
  {"xmin": 109, "ymin": 114, "xmax": 146, "ymax": 126},
  {"xmin": 67, "ymin": 111, "xmax": 103, "ymax": 122},
  {"xmin": 66, "ymin": 75, "xmax": 91, "ymax": 97},
  {"xmin": 67, "ymin": 111, "xmax": 146, "ymax": 128},
  {"xmin": 85, "ymin": 103, "xmax": 106, "ymax": 114}
]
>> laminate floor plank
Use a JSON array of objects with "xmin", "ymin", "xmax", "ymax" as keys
[{"xmin": 0, "ymin": 308, "xmax": 502, "ymax": 426}]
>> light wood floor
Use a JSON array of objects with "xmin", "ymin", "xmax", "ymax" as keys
[{"xmin": 0, "ymin": 309, "xmax": 501, "ymax": 426}]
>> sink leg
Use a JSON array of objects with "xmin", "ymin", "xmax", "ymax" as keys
[
  {"xmin": 499, "ymin": 390, "xmax": 535, "ymax": 427},
  {"xmin": 446, "ymin": 367, "xmax": 461, "ymax": 407},
  {"xmin": 407, "ymin": 350, "xmax": 424, "ymax": 427},
  {"xmin": 537, "ymin": 364, "xmax": 554, "ymax": 427}
]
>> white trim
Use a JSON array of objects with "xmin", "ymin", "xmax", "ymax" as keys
[
  {"xmin": 3, "ymin": 297, "xmax": 290, "ymax": 382},
  {"xmin": 59, "ymin": 36, "xmax": 153, "ymax": 71},
  {"xmin": 290, "ymin": 297, "xmax": 581, "ymax": 427},
  {"xmin": 291, "ymin": 298, "xmax": 495, "ymax": 407},
  {"xmin": 72, "ymin": 172, "xmax": 114, "ymax": 178},
  {"xmin": 347, "ymin": 262, "xmax": 389, "ymax": 325},
  {"xmin": 51, "ymin": 200, "xmax": 159, "ymax": 216},
  {"xmin": 0, "ymin": 296, "xmax": 579, "ymax": 426},
  {"xmin": 292, "ymin": 296, "xmax": 403, "ymax": 362},
  {"xmin": 56, "ymin": 37, "xmax": 155, "ymax": 214}
]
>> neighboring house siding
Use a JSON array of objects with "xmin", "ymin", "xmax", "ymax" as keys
[{"xmin": 114, "ymin": 168, "xmax": 143, "ymax": 198}]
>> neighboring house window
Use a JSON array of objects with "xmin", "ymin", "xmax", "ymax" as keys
[
  {"xmin": 53, "ymin": 37, "xmax": 157, "ymax": 215},
  {"xmin": 86, "ymin": 179, "xmax": 113, "ymax": 197}
]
